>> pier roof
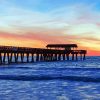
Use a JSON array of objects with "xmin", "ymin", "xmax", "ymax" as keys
[{"xmin": 46, "ymin": 44, "xmax": 77, "ymax": 48}]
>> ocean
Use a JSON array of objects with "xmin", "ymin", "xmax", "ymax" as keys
[{"xmin": 0, "ymin": 56, "xmax": 100, "ymax": 100}]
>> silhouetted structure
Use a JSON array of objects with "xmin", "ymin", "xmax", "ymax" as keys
[
  {"xmin": 0, "ymin": 44, "xmax": 87, "ymax": 65},
  {"xmin": 46, "ymin": 44, "xmax": 77, "ymax": 50}
]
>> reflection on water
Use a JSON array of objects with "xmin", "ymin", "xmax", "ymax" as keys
[{"xmin": 0, "ymin": 56, "xmax": 100, "ymax": 100}]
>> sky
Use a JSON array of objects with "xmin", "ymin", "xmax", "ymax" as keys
[{"xmin": 0, "ymin": 0, "xmax": 100, "ymax": 56}]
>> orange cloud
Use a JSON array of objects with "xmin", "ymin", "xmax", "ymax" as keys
[
  {"xmin": 87, "ymin": 50, "xmax": 100, "ymax": 56},
  {"xmin": 0, "ymin": 30, "xmax": 100, "ymax": 56}
]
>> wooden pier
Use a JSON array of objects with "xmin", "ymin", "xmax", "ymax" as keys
[{"xmin": 0, "ymin": 44, "xmax": 87, "ymax": 65}]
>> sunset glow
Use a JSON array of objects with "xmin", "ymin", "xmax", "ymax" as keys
[{"xmin": 0, "ymin": 0, "xmax": 100, "ymax": 56}]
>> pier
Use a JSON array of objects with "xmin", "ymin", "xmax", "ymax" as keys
[{"xmin": 0, "ymin": 44, "xmax": 87, "ymax": 64}]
